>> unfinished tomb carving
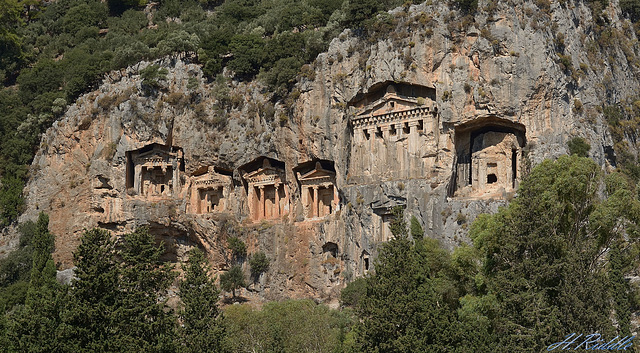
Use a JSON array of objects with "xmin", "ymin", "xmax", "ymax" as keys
[
  {"xmin": 126, "ymin": 143, "xmax": 184, "ymax": 197},
  {"xmin": 371, "ymin": 196, "xmax": 406, "ymax": 242},
  {"xmin": 348, "ymin": 82, "xmax": 439, "ymax": 182},
  {"xmin": 189, "ymin": 166, "xmax": 232, "ymax": 214},
  {"xmin": 451, "ymin": 117, "xmax": 526, "ymax": 197},
  {"xmin": 240, "ymin": 157, "xmax": 289, "ymax": 222},
  {"xmin": 296, "ymin": 161, "xmax": 339, "ymax": 219}
]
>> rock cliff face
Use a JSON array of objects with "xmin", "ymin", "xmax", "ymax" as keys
[{"xmin": 19, "ymin": 0, "xmax": 640, "ymax": 303}]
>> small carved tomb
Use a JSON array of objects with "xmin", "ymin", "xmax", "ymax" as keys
[
  {"xmin": 241, "ymin": 158, "xmax": 289, "ymax": 221},
  {"xmin": 296, "ymin": 161, "xmax": 339, "ymax": 219},
  {"xmin": 370, "ymin": 196, "xmax": 406, "ymax": 242},
  {"xmin": 128, "ymin": 144, "xmax": 184, "ymax": 198},
  {"xmin": 190, "ymin": 167, "xmax": 232, "ymax": 214}
]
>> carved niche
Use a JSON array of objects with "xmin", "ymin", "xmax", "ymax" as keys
[
  {"xmin": 296, "ymin": 161, "xmax": 339, "ymax": 219},
  {"xmin": 348, "ymin": 81, "xmax": 439, "ymax": 182},
  {"xmin": 240, "ymin": 157, "xmax": 289, "ymax": 222},
  {"xmin": 127, "ymin": 144, "xmax": 184, "ymax": 198},
  {"xmin": 189, "ymin": 166, "xmax": 232, "ymax": 214}
]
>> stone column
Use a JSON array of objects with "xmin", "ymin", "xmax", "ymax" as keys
[
  {"xmin": 134, "ymin": 165, "xmax": 142, "ymax": 194},
  {"xmin": 173, "ymin": 163, "xmax": 179, "ymax": 195},
  {"xmin": 205, "ymin": 190, "xmax": 209, "ymax": 213},
  {"xmin": 381, "ymin": 125, "xmax": 390, "ymax": 140},
  {"xmin": 368, "ymin": 128, "xmax": 375, "ymax": 148},
  {"xmin": 258, "ymin": 186, "xmax": 265, "ymax": 220},
  {"xmin": 408, "ymin": 121, "xmax": 420, "ymax": 154},
  {"xmin": 274, "ymin": 183, "xmax": 280, "ymax": 217},
  {"xmin": 312, "ymin": 186, "xmax": 319, "ymax": 218}
]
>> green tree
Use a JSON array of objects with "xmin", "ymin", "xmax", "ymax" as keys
[
  {"xmin": 410, "ymin": 215, "xmax": 424, "ymax": 240},
  {"xmin": 111, "ymin": 227, "xmax": 177, "ymax": 352},
  {"xmin": 227, "ymin": 236, "xmax": 246, "ymax": 263},
  {"xmin": 355, "ymin": 236, "xmax": 459, "ymax": 352},
  {"xmin": 388, "ymin": 205, "xmax": 407, "ymax": 239},
  {"xmin": 249, "ymin": 251, "xmax": 269, "ymax": 280},
  {"xmin": 178, "ymin": 248, "xmax": 226, "ymax": 353},
  {"xmin": 220, "ymin": 265, "xmax": 245, "ymax": 299},
  {"xmin": 62, "ymin": 228, "xmax": 120, "ymax": 352},
  {"xmin": 227, "ymin": 34, "xmax": 265, "ymax": 79},
  {"xmin": 6, "ymin": 213, "xmax": 66, "ymax": 353},
  {"xmin": 224, "ymin": 300, "xmax": 354, "ymax": 353},
  {"xmin": 567, "ymin": 136, "xmax": 591, "ymax": 157},
  {"xmin": 354, "ymin": 208, "xmax": 460, "ymax": 352},
  {"xmin": 470, "ymin": 155, "xmax": 640, "ymax": 352}
]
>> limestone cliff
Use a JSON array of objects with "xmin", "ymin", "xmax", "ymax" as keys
[{"xmin": 18, "ymin": 0, "xmax": 640, "ymax": 304}]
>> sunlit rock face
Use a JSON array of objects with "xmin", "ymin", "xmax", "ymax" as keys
[{"xmin": 20, "ymin": 0, "xmax": 636, "ymax": 304}]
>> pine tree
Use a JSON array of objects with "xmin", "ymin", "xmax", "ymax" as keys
[
  {"xmin": 220, "ymin": 265, "xmax": 245, "ymax": 299},
  {"xmin": 470, "ymin": 156, "xmax": 640, "ymax": 352},
  {"xmin": 6, "ymin": 212, "xmax": 66, "ymax": 352},
  {"xmin": 111, "ymin": 227, "xmax": 177, "ymax": 352},
  {"xmin": 62, "ymin": 228, "xmax": 120, "ymax": 352},
  {"xmin": 355, "ymin": 208, "xmax": 459, "ymax": 352},
  {"xmin": 178, "ymin": 248, "xmax": 226, "ymax": 353}
]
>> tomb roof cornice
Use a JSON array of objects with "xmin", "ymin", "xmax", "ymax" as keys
[{"xmin": 351, "ymin": 107, "xmax": 432, "ymax": 128}]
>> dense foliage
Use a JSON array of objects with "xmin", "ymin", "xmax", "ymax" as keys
[
  {"xmin": 224, "ymin": 300, "xmax": 355, "ymax": 353},
  {"xmin": 343, "ymin": 155, "xmax": 640, "ymax": 352},
  {"xmin": 0, "ymin": 221, "xmax": 349, "ymax": 352}
]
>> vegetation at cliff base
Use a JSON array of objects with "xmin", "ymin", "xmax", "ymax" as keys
[
  {"xmin": 342, "ymin": 155, "xmax": 640, "ymax": 352},
  {"xmin": 0, "ymin": 156, "xmax": 638, "ymax": 352}
]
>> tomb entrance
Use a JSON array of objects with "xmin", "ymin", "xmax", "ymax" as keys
[
  {"xmin": 371, "ymin": 196, "xmax": 406, "ymax": 242},
  {"xmin": 295, "ymin": 160, "xmax": 339, "ymax": 219},
  {"xmin": 348, "ymin": 81, "xmax": 439, "ymax": 182},
  {"xmin": 189, "ymin": 166, "xmax": 233, "ymax": 214},
  {"xmin": 127, "ymin": 143, "xmax": 184, "ymax": 198},
  {"xmin": 240, "ymin": 157, "xmax": 289, "ymax": 222}
]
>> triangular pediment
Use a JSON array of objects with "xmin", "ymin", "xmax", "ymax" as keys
[
  {"xmin": 299, "ymin": 168, "xmax": 335, "ymax": 180},
  {"xmin": 138, "ymin": 150, "xmax": 170, "ymax": 159},
  {"xmin": 356, "ymin": 95, "xmax": 420, "ymax": 117},
  {"xmin": 194, "ymin": 171, "xmax": 231, "ymax": 186},
  {"xmin": 371, "ymin": 195, "xmax": 406, "ymax": 214},
  {"xmin": 245, "ymin": 166, "xmax": 282, "ymax": 179}
]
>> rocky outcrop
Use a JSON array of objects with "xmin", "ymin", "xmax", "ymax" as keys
[{"xmin": 19, "ymin": 0, "xmax": 640, "ymax": 303}]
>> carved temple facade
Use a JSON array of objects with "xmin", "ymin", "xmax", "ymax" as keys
[
  {"xmin": 241, "ymin": 157, "xmax": 290, "ymax": 222},
  {"xmin": 348, "ymin": 82, "xmax": 439, "ymax": 183},
  {"xmin": 189, "ymin": 167, "xmax": 233, "ymax": 214},
  {"xmin": 127, "ymin": 143, "xmax": 184, "ymax": 198},
  {"xmin": 296, "ymin": 161, "xmax": 339, "ymax": 219}
]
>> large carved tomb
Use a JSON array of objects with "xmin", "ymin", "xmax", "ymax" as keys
[
  {"xmin": 126, "ymin": 143, "xmax": 184, "ymax": 198},
  {"xmin": 348, "ymin": 81, "xmax": 439, "ymax": 183},
  {"xmin": 240, "ymin": 157, "xmax": 289, "ymax": 222},
  {"xmin": 296, "ymin": 161, "xmax": 339, "ymax": 219},
  {"xmin": 451, "ymin": 116, "xmax": 526, "ymax": 197},
  {"xmin": 189, "ymin": 166, "xmax": 233, "ymax": 214}
]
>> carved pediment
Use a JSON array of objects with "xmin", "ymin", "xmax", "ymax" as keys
[
  {"xmin": 356, "ymin": 95, "xmax": 422, "ymax": 117},
  {"xmin": 193, "ymin": 171, "xmax": 231, "ymax": 189},
  {"xmin": 371, "ymin": 195, "xmax": 406, "ymax": 214},
  {"xmin": 244, "ymin": 167, "xmax": 284, "ymax": 185},
  {"xmin": 297, "ymin": 163, "xmax": 335, "ymax": 186}
]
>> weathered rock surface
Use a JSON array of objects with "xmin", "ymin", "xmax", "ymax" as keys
[{"xmin": 18, "ymin": 0, "xmax": 640, "ymax": 303}]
